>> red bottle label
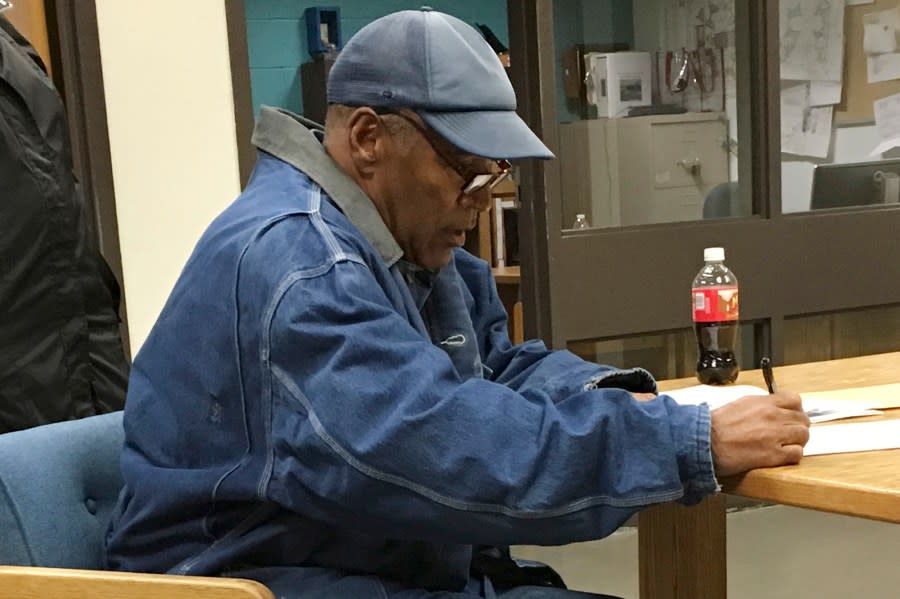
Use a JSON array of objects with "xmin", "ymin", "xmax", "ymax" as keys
[{"xmin": 692, "ymin": 286, "xmax": 739, "ymax": 322}]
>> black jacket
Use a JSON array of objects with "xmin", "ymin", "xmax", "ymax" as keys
[{"xmin": 0, "ymin": 17, "xmax": 128, "ymax": 432}]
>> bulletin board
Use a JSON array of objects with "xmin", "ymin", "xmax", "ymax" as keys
[{"xmin": 837, "ymin": 0, "xmax": 900, "ymax": 123}]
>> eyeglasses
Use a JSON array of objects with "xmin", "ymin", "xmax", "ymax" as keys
[{"xmin": 379, "ymin": 110, "xmax": 512, "ymax": 195}]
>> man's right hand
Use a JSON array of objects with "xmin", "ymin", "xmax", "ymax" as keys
[{"xmin": 710, "ymin": 392, "xmax": 811, "ymax": 477}]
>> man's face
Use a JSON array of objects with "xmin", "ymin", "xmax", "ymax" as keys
[{"xmin": 378, "ymin": 114, "xmax": 498, "ymax": 270}]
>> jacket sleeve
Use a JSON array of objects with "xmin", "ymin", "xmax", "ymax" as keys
[
  {"xmin": 455, "ymin": 251, "xmax": 658, "ymax": 401},
  {"xmin": 264, "ymin": 258, "xmax": 718, "ymax": 548}
]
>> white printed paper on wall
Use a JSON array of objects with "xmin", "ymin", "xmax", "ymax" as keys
[
  {"xmin": 781, "ymin": 83, "xmax": 834, "ymax": 158},
  {"xmin": 868, "ymin": 53, "xmax": 900, "ymax": 83},
  {"xmin": 863, "ymin": 25, "xmax": 897, "ymax": 54},
  {"xmin": 871, "ymin": 92, "xmax": 900, "ymax": 155},
  {"xmin": 865, "ymin": 8, "xmax": 900, "ymax": 82},
  {"xmin": 864, "ymin": 23, "xmax": 897, "ymax": 55},
  {"xmin": 808, "ymin": 80, "xmax": 843, "ymax": 106},
  {"xmin": 780, "ymin": 0, "xmax": 845, "ymax": 82}
]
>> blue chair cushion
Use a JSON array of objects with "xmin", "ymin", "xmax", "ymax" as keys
[{"xmin": 0, "ymin": 411, "xmax": 124, "ymax": 568}]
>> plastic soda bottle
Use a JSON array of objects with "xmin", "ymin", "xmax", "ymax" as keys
[
  {"xmin": 692, "ymin": 247, "xmax": 739, "ymax": 384},
  {"xmin": 572, "ymin": 214, "xmax": 590, "ymax": 229}
]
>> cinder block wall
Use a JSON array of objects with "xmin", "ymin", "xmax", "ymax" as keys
[{"xmin": 245, "ymin": 0, "xmax": 509, "ymax": 116}]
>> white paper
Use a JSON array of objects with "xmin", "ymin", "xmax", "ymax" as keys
[
  {"xmin": 801, "ymin": 397, "xmax": 882, "ymax": 423},
  {"xmin": 664, "ymin": 384, "xmax": 882, "ymax": 423},
  {"xmin": 847, "ymin": 0, "xmax": 875, "ymax": 5},
  {"xmin": 871, "ymin": 92, "xmax": 900, "ymax": 156},
  {"xmin": 780, "ymin": 0, "xmax": 845, "ymax": 81},
  {"xmin": 800, "ymin": 383, "xmax": 900, "ymax": 410},
  {"xmin": 863, "ymin": 7, "xmax": 900, "ymax": 32},
  {"xmin": 804, "ymin": 419, "xmax": 900, "ymax": 456},
  {"xmin": 808, "ymin": 80, "xmax": 843, "ymax": 106},
  {"xmin": 864, "ymin": 23, "xmax": 897, "ymax": 54},
  {"xmin": 663, "ymin": 385, "xmax": 769, "ymax": 411},
  {"xmin": 867, "ymin": 52, "xmax": 900, "ymax": 83},
  {"xmin": 781, "ymin": 83, "xmax": 833, "ymax": 158}
]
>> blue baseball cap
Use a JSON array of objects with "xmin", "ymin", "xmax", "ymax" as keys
[{"xmin": 326, "ymin": 8, "xmax": 554, "ymax": 160}]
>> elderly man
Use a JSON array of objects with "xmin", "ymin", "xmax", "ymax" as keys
[{"xmin": 105, "ymin": 9, "xmax": 809, "ymax": 598}]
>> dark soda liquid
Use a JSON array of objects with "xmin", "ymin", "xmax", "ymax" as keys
[{"xmin": 695, "ymin": 321, "xmax": 739, "ymax": 384}]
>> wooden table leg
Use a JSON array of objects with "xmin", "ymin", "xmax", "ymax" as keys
[{"xmin": 638, "ymin": 494, "xmax": 727, "ymax": 599}]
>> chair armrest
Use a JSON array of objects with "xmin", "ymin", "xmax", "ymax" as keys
[{"xmin": 0, "ymin": 565, "xmax": 275, "ymax": 599}]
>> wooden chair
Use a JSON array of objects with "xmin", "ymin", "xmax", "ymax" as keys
[{"xmin": 0, "ymin": 566, "xmax": 273, "ymax": 599}]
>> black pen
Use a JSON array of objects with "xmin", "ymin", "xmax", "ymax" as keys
[{"xmin": 760, "ymin": 357, "xmax": 777, "ymax": 394}]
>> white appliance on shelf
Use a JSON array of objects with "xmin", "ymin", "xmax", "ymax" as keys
[{"xmin": 584, "ymin": 51, "xmax": 652, "ymax": 118}]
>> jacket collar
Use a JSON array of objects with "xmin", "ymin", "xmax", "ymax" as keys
[{"xmin": 252, "ymin": 106, "xmax": 403, "ymax": 267}]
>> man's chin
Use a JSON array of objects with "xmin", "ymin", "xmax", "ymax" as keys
[{"xmin": 416, "ymin": 251, "xmax": 453, "ymax": 271}]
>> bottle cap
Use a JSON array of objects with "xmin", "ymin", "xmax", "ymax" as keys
[{"xmin": 704, "ymin": 247, "xmax": 725, "ymax": 262}]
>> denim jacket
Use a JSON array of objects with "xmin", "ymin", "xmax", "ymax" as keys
[{"xmin": 104, "ymin": 107, "xmax": 717, "ymax": 593}]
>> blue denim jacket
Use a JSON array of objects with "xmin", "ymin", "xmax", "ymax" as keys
[{"xmin": 104, "ymin": 107, "xmax": 716, "ymax": 593}]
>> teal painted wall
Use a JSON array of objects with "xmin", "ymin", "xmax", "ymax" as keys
[
  {"xmin": 553, "ymin": 0, "xmax": 634, "ymax": 123},
  {"xmin": 245, "ymin": 1, "xmax": 509, "ymax": 117}
]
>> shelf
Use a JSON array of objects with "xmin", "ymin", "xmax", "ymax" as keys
[{"xmin": 491, "ymin": 265, "xmax": 520, "ymax": 285}]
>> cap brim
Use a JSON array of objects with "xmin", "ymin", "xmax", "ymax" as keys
[{"xmin": 419, "ymin": 110, "xmax": 555, "ymax": 160}]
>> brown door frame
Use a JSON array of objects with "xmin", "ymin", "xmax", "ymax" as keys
[
  {"xmin": 510, "ymin": 0, "xmax": 900, "ymax": 363},
  {"xmin": 225, "ymin": 0, "xmax": 255, "ymax": 188},
  {"xmin": 45, "ymin": 0, "xmax": 130, "ymax": 355},
  {"xmin": 41, "ymin": 0, "xmax": 258, "ymax": 360}
]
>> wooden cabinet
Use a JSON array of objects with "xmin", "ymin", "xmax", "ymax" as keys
[{"xmin": 559, "ymin": 112, "xmax": 729, "ymax": 227}]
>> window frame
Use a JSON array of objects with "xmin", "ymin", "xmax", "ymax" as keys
[{"xmin": 508, "ymin": 0, "xmax": 900, "ymax": 363}]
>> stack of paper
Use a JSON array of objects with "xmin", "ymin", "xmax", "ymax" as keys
[{"xmin": 664, "ymin": 383, "xmax": 900, "ymax": 455}]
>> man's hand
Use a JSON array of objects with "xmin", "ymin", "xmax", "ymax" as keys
[{"xmin": 710, "ymin": 392, "xmax": 810, "ymax": 477}]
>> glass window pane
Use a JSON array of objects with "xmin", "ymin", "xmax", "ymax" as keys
[
  {"xmin": 784, "ymin": 304, "xmax": 900, "ymax": 365},
  {"xmin": 567, "ymin": 322, "xmax": 758, "ymax": 381},
  {"xmin": 555, "ymin": 0, "xmax": 746, "ymax": 230},
  {"xmin": 780, "ymin": 2, "xmax": 900, "ymax": 212}
]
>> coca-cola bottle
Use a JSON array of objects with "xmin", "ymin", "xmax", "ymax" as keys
[{"xmin": 692, "ymin": 247, "xmax": 739, "ymax": 384}]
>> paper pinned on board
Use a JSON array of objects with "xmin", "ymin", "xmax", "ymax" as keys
[
  {"xmin": 780, "ymin": 0, "xmax": 845, "ymax": 82},
  {"xmin": 865, "ymin": 8, "xmax": 900, "ymax": 82},
  {"xmin": 781, "ymin": 83, "xmax": 833, "ymax": 158},
  {"xmin": 808, "ymin": 80, "xmax": 843, "ymax": 106},
  {"xmin": 868, "ymin": 52, "xmax": 900, "ymax": 83},
  {"xmin": 864, "ymin": 23, "xmax": 897, "ymax": 54},
  {"xmin": 871, "ymin": 92, "xmax": 900, "ymax": 156},
  {"xmin": 864, "ymin": 7, "xmax": 900, "ymax": 31}
]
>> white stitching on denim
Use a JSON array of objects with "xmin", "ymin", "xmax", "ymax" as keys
[
  {"xmin": 206, "ymin": 211, "xmax": 312, "ymax": 537},
  {"xmin": 439, "ymin": 334, "xmax": 466, "ymax": 347},
  {"xmin": 582, "ymin": 367, "xmax": 656, "ymax": 392},
  {"xmin": 270, "ymin": 364, "xmax": 686, "ymax": 517}
]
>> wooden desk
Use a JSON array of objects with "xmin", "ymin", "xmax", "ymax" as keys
[{"xmin": 640, "ymin": 351, "xmax": 900, "ymax": 599}]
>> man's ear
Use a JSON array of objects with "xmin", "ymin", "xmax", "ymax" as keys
[{"xmin": 346, "ymin": 107, "xmax": 385, "ymax": 177}]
